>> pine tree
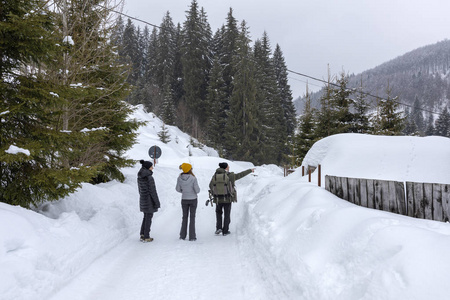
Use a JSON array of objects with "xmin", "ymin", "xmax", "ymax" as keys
[
  {"xmin": 172, "ymin": 23, "xmax": 184, "ymax": 108},
  {"xmin": 425, "ymin": 113, "xmax": 435, "ymax": 136},
  {"xmin": 51, "ymin": 0, "xmax": 140, "ymax": 183},
  {"xmin": 151, "ymin": 12, "xmax": 178, "ymax": 122},
  {"xmin": 411, "ymin": 96, "xmax": 425, "ymax": 134},
  {"xmin": 221, "ymin": 8, "xmax": 239, "ymax": 100},
  {"xmin": 158, "ymin": 123, "xmax": 171, "ymax": 143},
  {"xmin": 156, "ymin": 12, "xmax": 176, "ymax": 89},
  {"xmin": 181, "ymin": 0, "xmax": 212, "ymax": 133},
  {"xmin": 139, "ymin": 26, "xmax": 150, "ymax": 78},
  {"xmin": 211, "ymin": 26, "xmax": 225, "ymax": 57},
  {"xmin": 376, "ymin": 84, "xmax": 405, "ymax": 135},
  {"xmin": 225, "ymin": 20, "xmax": 260, "ymax": 163},
  {"xmin": 140, "ymin": 27, "xmax": 161, "ymax": 111},
  {"xmin": 434, "ymin": 107, "xmax": 450, "ymax": 137},
  {"xmin": 0, "ymin": 0, "xmax": 96, "ymax": 207},
  {"xmin": 370, "ymin": 95, "xmax": 382, "ymax": 135},
  {"xmin": 330, "ymin": 71, "xmax": 355, "ymax": 134},
  {"xmin": 352, "ymin": 77, "xmax": 371, "ymax": 133},
  {"xmin": 122, "ymin": 18, "xmax": 140, "ymax": 86},
  {"xmin": 205, "ymin": 57, "xmax": 228, "ymax": 149},
  {"xmin": 315, "ymin": 70, "xmax": 335, "ymax": 139},
  {"xmin": 294, "ymin": 87, "xmax": 316, "ymax": 166},
  {"xmin": 160, "ymin": 84, "xmax": 176, "ymax": 125},
  {"xmin": 111, "ymin": 15, "xmax": 125, "ymax": 51},
  {"xmin": 132, "ymin": 25, "xmax": 151, "ymax": 106},
  {"xmin": 403, "ymin": 108, "xmax": 420, "ymax": 136},
  {"xmin": 253, "ymin": 32, "xmax": 287, "ymax": 164},
  {"xmin": 273, "ymin": 44, "xmax": 297, "ymax": 138}
]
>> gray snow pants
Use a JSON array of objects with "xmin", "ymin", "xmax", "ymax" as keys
[{"xmin": 180, "ymin": 199, "xmax": 197, "ymax": 240}]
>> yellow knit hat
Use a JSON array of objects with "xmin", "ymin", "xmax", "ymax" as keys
[{"xmin": 180, "ymin": 163, "xmax": 192, "ymax": 173}]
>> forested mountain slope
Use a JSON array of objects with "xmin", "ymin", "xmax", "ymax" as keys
[{"xmin": 295, "ymin": 39, "xmax": 450, "ymax": 114}]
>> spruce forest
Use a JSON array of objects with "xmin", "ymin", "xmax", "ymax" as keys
[
  {"xmin": 114, "ymin": 1, "xmax": 412, "ymax": 168},
  {"xmin": 115, "ymin": 1, "xmax": 297, "ymax": 166}
]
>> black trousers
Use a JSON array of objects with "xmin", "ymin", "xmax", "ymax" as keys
[
  {"xmin": 140, "ymin": 212, "xmax": 153, "ymax": 238},
  {"xmin": 215, "ymin": 202, "xmax": 232, "ymax": 233},
  {"xmin": 180, "ymin": 199, "xmax": 198, "ymax": 240}
]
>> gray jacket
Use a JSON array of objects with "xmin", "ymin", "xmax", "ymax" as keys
[{"xmin": 176, "ymin": 173, "xmax": 200, "ymax": 200}]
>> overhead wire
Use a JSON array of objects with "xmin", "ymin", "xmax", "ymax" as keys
[
  {"xmin": 287, "ymin": 69, "xmax": 442, "ymax": 116},
  {"xmin": 99, "ymin": 4, "xmax": 443, "ymax": 117},
  {"xmin": 96, "ymin": 3, "xmax": 163, "ymax": 30}
]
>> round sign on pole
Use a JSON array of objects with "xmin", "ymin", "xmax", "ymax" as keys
[{"xmin": 148, "ymin": 145, "xmax": 162, "ymax": 159}]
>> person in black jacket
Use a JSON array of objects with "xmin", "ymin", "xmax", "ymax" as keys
[{"xmin": 137, "ymin": 160, "xmax": 160, "ymax": 242}]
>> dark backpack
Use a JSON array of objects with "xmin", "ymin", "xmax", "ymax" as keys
[{"xmin": 210, "ymin": 172, "xmax": 234, "ymax": 198}]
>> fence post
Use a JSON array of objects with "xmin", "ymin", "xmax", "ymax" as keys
[
  {"xmin": 308, "ymin": 167, "xmax": 311, "ymax": 182},
  {"xmin": 302, "ymin": 166, "xmax": 304, "ymax": 176},
  {"xmin": 318, "ymin": 164, "xmax": 321, "ymax": 187}
]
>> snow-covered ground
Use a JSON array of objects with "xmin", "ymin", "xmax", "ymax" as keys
[{"xmin": 2, "ymin": 105, "xmax": 450, "ymax": 300}]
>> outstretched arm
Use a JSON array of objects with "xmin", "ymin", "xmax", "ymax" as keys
[{"xmin": 230, "ymin": 169, "xmax": 253, "ymax": 182}]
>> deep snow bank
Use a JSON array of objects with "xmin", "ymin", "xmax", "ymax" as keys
[
  {"xmin": 239, "ymin": 133, "xmax": 450, "ymax": 299},
  {"xmin": 300, "ymin": 133, "xmax": 450, "ymax": 184}
]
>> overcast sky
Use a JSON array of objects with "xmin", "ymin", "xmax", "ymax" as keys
[{"xmin": 122, "ymin": 0, "xmax": 450, "ymax": 99}]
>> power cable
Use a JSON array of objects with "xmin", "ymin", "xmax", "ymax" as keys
[
  {"xmin": 96, "ymin": 3, "xmax": 163, "ymax": 30},
  {"xmin": 287, "ymin": 69, "xmax": 442, "ymax": 116},
  {"xmin": 99, "ymin": 4, "xmax": 444, "ymax": 117}
]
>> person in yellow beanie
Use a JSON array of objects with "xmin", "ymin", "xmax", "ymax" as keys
[
  {"xmin": 176, "ymin": 163, "xmax": 200, "ymax": 241},
  {"xmin": 180, "ymin": 162, "xmax": 192, "ymax": 173}
]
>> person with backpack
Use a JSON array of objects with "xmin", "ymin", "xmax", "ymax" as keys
[
  {"xmin": 137, "ymin": 160, "xmax": 161, "ymax": 243},
  {"xmin": 209, "ymin": 162, "xmax": 255, "ymax": 236},
  {"xmin": 176, "ymin": 163, "xmax": 200, "ymax": 241}
]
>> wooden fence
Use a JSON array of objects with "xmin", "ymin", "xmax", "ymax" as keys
[
  {"xmin": 325, "ymin": 175, "xmax": 450, "ymax": 222},
  {"xmin": 406, "ymin": 182, "xmax": 450, "ymax": 222}
]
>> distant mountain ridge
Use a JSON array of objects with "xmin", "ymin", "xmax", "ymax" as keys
[{"xmin": 294, "ymin": 39, "xmax": 450, "ymax": 115}]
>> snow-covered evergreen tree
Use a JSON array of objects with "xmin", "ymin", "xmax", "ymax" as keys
[
  {"xmin": 205, "ymin": 57, "xmax": 228, "ymax": 150},
  {"xmin": 434, "ymin": 107, "xmax": 450, "ymax": 137},
  {"xmin": 411, "ymin": 96, "xmax": 425, "ymax": 134},
  {"xmin": 273, "ymin": 44, "xmax": 297, "ymax": 139},
  {"xmin": 181, "ymin": 0, "xmax": 212, "ymax": 131},
  {"xmin": 315, "ymin": 71, "xmax": 335, "ymax": 139},
  {"xmin": 51, "ymin": 0, "xmax": 140, "ymax": 183},
  {"xmin": 330, "ymin": 71, "xmax": 355, "ymax": 134},
  {"xmin": 294, "ymin": 88, "xmax": 316, "ymax": 166},
  {"xmin": 352, "ymin": 78, "xmax": 371, "ymax": 133},
  {"xmin": 253, "ymin": 33, "xmax": 287, "ymax": 164},
  {"xmin": 375, "ymin": 84, "xmax": 405, "ymax": 135},
  {"xmin": 225, "ymin": 20, "xmax": 260, "ymax": 163},
  {"xmin": 158, "ymin": 123, "xmax": 171, "ymax": 143}
]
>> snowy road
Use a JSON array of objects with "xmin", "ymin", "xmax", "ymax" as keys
[{"xmin": 48, "ymin": 174, "xmax": 273, "ymax": 300}]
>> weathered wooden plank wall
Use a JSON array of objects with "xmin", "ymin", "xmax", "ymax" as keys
[
  {"xmin": 405, "ymin": 182, "xmax": 450, "ymax": 222},
  {"xmin": 325, "ymin": 175, "xmax": 408, "ymax": 218},
  {"xmin": 326, "ymin": 175, "xmax": 450, "ymax": 222}
]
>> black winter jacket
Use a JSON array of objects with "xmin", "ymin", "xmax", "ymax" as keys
[{"xmin": 137, "ymin": 167, "xmax": 160, "ymax": 213}]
